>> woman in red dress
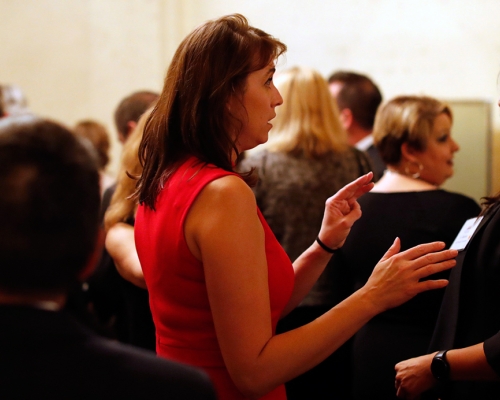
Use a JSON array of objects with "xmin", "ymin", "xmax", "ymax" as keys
[{"xmin": 133, "ymin": 13, "xmax": 458, "ymax": 400}]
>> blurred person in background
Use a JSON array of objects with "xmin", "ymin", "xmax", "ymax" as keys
[
  {"xmin": 328, "ymin": 71, "xmax": 385, "ymax": 180},
  {"xmin": 394, "ymin": 95, "xmax": 500, "ymax": 400},
  {"xmin": 0, "ymin": 115, "xmax": 216, "ymax": 400},
  {"xmin": 74, "ymin": 119, "xmax": 114, "ymax": 196},
  {"xmin": 113, "ymin": 90, "xmax": 159, "ymax": 144},
  {"xmin": 101, "ymin": 108, "xmax": 155, "ymax": 350},
  {"xmin": 68, "ymin": 91, "xmax": 158, "ymax": 345},
  {"xmin": 0, "ymin": 87, "xmax": 4, "ymax": 118},
  {"xmin": 0, "ymin": 84, "xmax": 31, "ymax": 117},
  {"xmin": 100, "ymin": 90, "xmax": 159, "ymax": 216},
  {"xmin": 328, "ymin": 95, "xmax": 480, "ymax": 399}
]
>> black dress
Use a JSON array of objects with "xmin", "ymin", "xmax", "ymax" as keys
[
  {"xmin": 330, "ymin": 190, "xmax": 480, "ymax": 400},
  {"xmin": 425, "ymin": 201, "xmax": 500, "ymax": 399}
]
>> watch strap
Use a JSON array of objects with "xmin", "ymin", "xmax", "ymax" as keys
[{"xmin": 431, "ymin": 350, "xmax": 450, "ymax": 382}]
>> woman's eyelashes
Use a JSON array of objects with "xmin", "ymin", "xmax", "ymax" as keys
[{"xmin": 437, "ymin": 133, "xmax": 450, "ymax": 143}]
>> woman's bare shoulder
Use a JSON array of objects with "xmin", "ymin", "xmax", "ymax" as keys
[{"xmin": 201, "ymin": 174, "xmax": 256, "ymax": 207}]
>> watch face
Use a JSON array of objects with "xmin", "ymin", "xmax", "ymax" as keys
[
  {"xmin": 431, "ymin": 352, "xmax": 450, "ymax": 381},
  {"xmin": 431, "ymin": 359, "xmax": 445, "ymax": 379}
]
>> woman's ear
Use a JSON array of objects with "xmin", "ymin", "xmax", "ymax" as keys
[
  {"xmin": 339, "ymin": 108, "xmax": 353, "ymax": 130},
  {"xmin": 226, "ymin": 93, "xmax": 238, "ymax": 113},
  {"xmin": 400, "ymin": 142, "xmax": 420, "ymax": 163}
]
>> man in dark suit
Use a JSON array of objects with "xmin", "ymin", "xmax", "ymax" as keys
[
  {"xmin": 327, "ymin": 71, "xmax": 385, "ymax": 181},
  {"xmin": 0, "ymin": 115, "xmax": 216, "ymax": 400}
]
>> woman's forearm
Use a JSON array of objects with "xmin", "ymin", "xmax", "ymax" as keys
[
  {"xmin": 235, "ymin": 241, "xmax": 457, "ymax": 398},
  {"xmin": 249, "ymin": 286, "xmax": 381, "ymax": 396},
  {"xmin": 284, "ymin": 241, "xmax": 332, "ymax": 315},
  {"xmin": 448, "ymin": 343, "xmax": 498, "ymax": 381},
  {"xmin": 105, "ymin": 223, "xmax": 146, "ymax": 289}
]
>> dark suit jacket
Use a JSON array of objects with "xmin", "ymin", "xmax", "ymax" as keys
[
  {"xmin": 427, "ymin": 202, "xmax": 500, "ymax": 399},
  {"xmin": 0, "ymin": 305, "xmax": 216, "ymax": 400},
  {"xmin": 365, "ymin": 143, "xmax": 385, "ymax": 182}
]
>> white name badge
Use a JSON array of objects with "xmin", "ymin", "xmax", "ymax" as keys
[{"xmin": 450, "ymin": 216, "xmax": 484, "ymax": 251}]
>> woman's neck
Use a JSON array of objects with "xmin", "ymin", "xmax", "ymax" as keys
[{"xmin": 372, "ymin": 168, "xmax": 438, "ymax": 193}]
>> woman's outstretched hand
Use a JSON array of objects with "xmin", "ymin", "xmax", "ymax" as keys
[
  {"xmin": 362, "ymin": 238, "xmax": 458, "ymax": 313},
  {"xmin": 317, "ymin": 171, "xmax": 374, "ymax": 250}
]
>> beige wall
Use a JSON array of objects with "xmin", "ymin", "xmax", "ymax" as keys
[
  {"xmin": 1, "ymin": 0, "xmax": 171, "ymax": 174},
  {"xmin": 2, "ymin": 0, "xmax": 500, "ymax": 194}
]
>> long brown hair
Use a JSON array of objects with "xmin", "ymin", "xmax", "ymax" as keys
[
  {"xmin": 73, "ymin": 120, "xmax": 111, "ymax": 170},
  {"xmin": 135, "ymin": 14, "xmax": 286, "ymax": 210},
  {"xmin": 481, "ymin": 192, "xmax": 500, "ymax": 214}
]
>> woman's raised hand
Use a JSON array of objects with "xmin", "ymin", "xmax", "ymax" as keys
[
  {"xmin": 361, "ymin": 238, "xmax": 458, "ymax": 313},
  {"xmin": 317, "ymin": 172, "xmax": 374, "ymax": 250}
]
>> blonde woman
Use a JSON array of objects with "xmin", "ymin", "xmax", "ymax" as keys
[
  {"xmin": 238, "ymin": 66, "xmax": 374, "ymax": 399},
  {"xmin": 395, "ymin": 99, "xmax": 500, "ymax": 400},
  {"xmin": 103, "ymin": 110, "xmax": 149, "ymax": 286},
  {"xmin": 330, "ymin": 95, "xmax": 480, "ymax": 399},
  {"xmin": 104, "ymin": 108, "xmax": 150, "ymax": 231},
  {"xmin": 90, "ymin": 108, "xmax": 154, "ymax": 350},
  {"xmin": 103, "ymin": 108, "xmax": 150, "ymax": 280}
]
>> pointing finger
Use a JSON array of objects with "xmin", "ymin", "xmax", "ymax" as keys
[{"xmin": 331, "ymin": 172, "xmax": 374, "ymax": 202}]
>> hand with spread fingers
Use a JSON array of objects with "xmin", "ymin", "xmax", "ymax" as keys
[{"xmin": 360, "ymin": 239, "xmax": 458, "ymax": 314}]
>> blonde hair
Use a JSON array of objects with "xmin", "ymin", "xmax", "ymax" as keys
[
  {"xmin": 373, "ymin": 95, "xmax": 453, "ymax": 166},
  {"xmin": 104, "ymin": 108, "xmax": 152, "ymax": 231},
  {"xmin": 261, "ymin": 66, "xmax": 348, "ymax": 158}
]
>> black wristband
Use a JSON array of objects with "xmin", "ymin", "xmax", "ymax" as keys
[
  {"xmin": 316, "ymin": 236, "xmax": 338, "ymax": 253},
  {"xmin": 431, "ymin": 350, "xmax": 450, "ymax": 383}
]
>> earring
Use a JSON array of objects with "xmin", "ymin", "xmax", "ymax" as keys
[{"xmin": 404, "ymin": 161, "xmax": 423, "ymax": 179}]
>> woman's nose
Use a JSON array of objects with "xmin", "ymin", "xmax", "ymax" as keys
[{"xmin": 273, "ymin": 87, "xmax": 283, "ymax": 107}]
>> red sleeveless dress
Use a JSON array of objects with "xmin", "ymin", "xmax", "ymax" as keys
[{"xmin": 135, "ymin": 156, "xmax": 294, "ymax": 400}]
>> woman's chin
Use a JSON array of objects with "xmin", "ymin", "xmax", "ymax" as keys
[
  {"xmin": 252, "ymin": 138, "xmax": 269, "ymax": 150},
  {"xmin": 436, "ymin": 175, "xmax": 452, "ymax": 187}
]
